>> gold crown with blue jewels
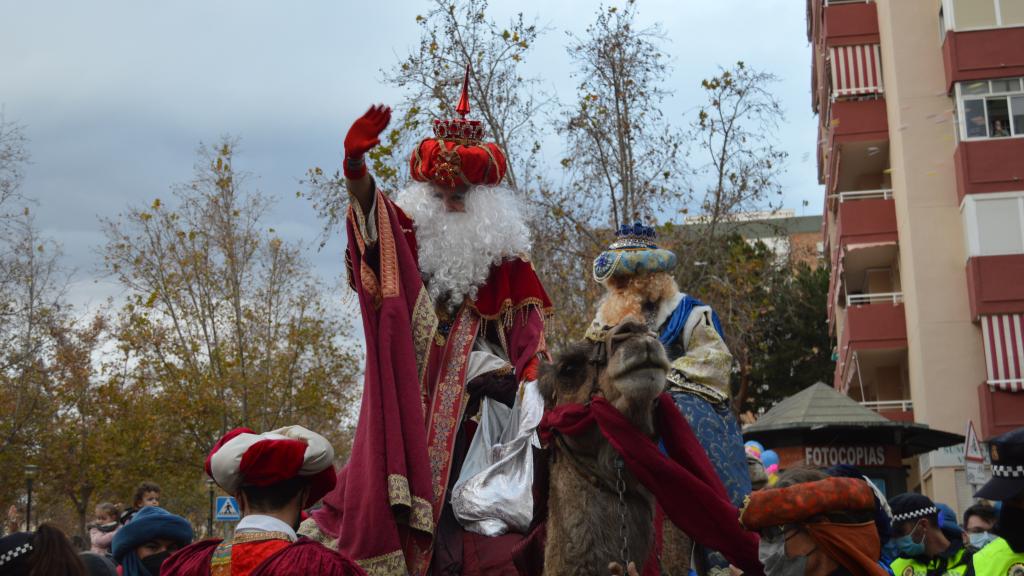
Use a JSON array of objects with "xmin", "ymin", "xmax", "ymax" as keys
[{"xmin": 592, "ymin": 222, "xmax": 678, "ymax": 283}]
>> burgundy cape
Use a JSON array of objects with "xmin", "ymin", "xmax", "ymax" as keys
[
  {"xmin": 162, "ymin": 537, "xmax": 367, "ymax": 576},
  {"xmin": 537, "ymin": 393, "xmax": 764, "ymax": 576},
  {"xmin": 313, "ymin": 191, "xmax": 437, "ymax": 573}
]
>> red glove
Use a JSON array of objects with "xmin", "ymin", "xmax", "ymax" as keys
[{"xmin": 343, "ymin": 105, "xmax": 391, "ymax": 179}]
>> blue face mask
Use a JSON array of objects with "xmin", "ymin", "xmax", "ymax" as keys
[
  {"xmin": 968, "ymin": 531, "xmax": 996, "ymax": 550},
  {"xmin": 895, "ymin": 520, "xmax": 926, "ymax": 557}
]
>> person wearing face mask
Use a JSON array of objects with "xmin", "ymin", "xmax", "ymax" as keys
[
  {"xmin": 965, "ymin": 427, "xmax": 1024, "ymax": 576},
  {"xmin": 739, "ymin": 467, "xmax": 889, "ymax": 575},
  {"xmin": 162, "ymin": 426, "xmax": 366, "ymax": 576},
  {"xmin": 111, "ymin": 506, "xmax": 193, "ymax": 576},
  {"xmin": 887, "ymin": 493, "xmax": 971, "ymax": 575},
  {"xmin": 961, "ymin": 504, "xmax": 998, "ymax": 553}
]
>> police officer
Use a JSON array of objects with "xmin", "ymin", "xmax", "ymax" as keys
[
  {"xmin": 966, "ymin": 427, "xmax": 1024, "ymax": 576},
  {"xmin": 888, "ymin": 493, "xmax": 971, "ymax": 575}
]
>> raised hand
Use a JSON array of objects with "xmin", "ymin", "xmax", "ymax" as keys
[{"xmin": 344, "ymin": 105, "xmax": 392, "ymax": 160}]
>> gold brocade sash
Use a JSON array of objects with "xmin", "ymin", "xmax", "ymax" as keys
[{"xmin": 414, "ymin": 305, "xmax": 479, "ymax": 574}]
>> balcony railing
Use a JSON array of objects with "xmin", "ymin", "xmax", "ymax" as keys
[
  {"xmin": 847, "ymin": 291, "xmax": 903, "ymax": 307},
  {"xmin": 825, "ymin": 0, "xmax": 872, "ymax": 4},
  {"xmin": 860, "ymin": 399, "xmax": 913, "ymax": 412},
  {"xmin": 834, "ymin": 188, "xmax": 893, "ymax": 202}
]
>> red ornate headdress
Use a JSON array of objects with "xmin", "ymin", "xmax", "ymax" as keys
[{"xmin": 409, "ymin": 64, "xmax": 508, "ymax": 188}]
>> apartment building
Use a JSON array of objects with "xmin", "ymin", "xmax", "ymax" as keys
[{"xmin": 809, "ymin": 0, "xmax": 1024, "ymax": 507}]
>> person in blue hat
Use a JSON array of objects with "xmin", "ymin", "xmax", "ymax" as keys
[
  {"xmin": 966, "ymin": 427, "xmax": 1024, "ymax": 576},
  {"xmin": 112, "ymin": 506, "xmax": 193, "ymax": 576},
  {"xmin": 587, "ymin": 222, "xmax": 748, "ymax": 575}
]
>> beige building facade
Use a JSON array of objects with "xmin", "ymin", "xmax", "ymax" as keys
[{"xmin": 808, "ymin": 0, "xmax": 1024, "ymax": 513}]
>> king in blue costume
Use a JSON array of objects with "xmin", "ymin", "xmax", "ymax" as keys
[{"xmin": 587, "ymin": 223, "xmax": 751, "ymax": 576}]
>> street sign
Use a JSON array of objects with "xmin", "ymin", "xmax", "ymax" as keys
[
  {"xmin": 215, "ymin": 496, "xmax": 240, "ymax": 521},
  {"xmin": 965, "ymin": 421, "xmax": 990, "ymax": 488},
  {"xmin": 965, "ymin": 421, "xmax": 985, "ymax": 463}
]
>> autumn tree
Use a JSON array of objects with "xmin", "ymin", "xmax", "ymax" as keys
[
  {"xmin": 102, "ymin": 138, "xmax": 361, "ymax": 520},
  {"xmin": 0, "ymin": 213, "xmax": 69, "ymax": 515}
]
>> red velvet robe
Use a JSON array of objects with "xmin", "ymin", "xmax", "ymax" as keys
[
  {"xmin": 312, "ymin": 191, "xmax": 551, "ymax": 576},
  {"xmin": 162, "ymin": 536, "xmax": 366, "ymax": 576}
]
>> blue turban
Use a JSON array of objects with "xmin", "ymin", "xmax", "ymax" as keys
[
  {"xmin": 112, "ymin": 507, "xmax": 193, "ymax": 576},
  {"xmin": 592, "ymin": 222, "xmax": 677, "ymax": 282}
]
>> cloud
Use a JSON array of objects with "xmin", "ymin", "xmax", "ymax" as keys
[{"xmin": 2, "ymin": 0, "xmax": 822, "ymax": 309}]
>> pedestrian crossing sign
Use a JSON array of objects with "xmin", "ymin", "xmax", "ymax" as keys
[{"xmin": 215, "ymin": 496, "xmax": 241, "ymax": 521}]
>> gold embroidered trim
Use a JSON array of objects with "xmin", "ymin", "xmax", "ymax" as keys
[
  {"xmin": 411, "ymin": 289, "xmax": 438, "ymax": 388},
  {"xmin": 738, "ymin": 493, "xmax": 753, "ymax": 529},
  {"xmin": 348, "ymin": 205, "xmax": 382, "ymax": 309},
  {"xmin": 377, "ymin": 190, "xmax": 400, "ymax": 299},
  {"xmin": 296, "ymin": 517, "xmax": 337, "ymax": 549},
  {"xmin": 387, "ymin": 474, "xmax": 411, "ymax": 507},
  {"xmin": 410, "ymin": 495, "xmax": 434, "ymax": 534},
  {"xmin": 231, "ymin": 530, "xmax": 292, "ymax": 545},
  {"xmin": 357, "ymin": 549, "xmax": 408, "ymax": 576},
  {"xmin": 467, "ymin": 297, "xmax": 553, "ymax": 322}
]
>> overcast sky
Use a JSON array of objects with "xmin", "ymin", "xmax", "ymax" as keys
[{"xmin": 1, "ymin": 0, "xmax": 820, "ymax": 311}]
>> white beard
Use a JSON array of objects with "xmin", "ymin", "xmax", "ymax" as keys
[{"xmin": 395, "ymin": 182, "xmax": 531, "ymax": 309}]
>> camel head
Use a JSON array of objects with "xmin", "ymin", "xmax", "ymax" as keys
[{"xmin": 539, "ymin": 317, "xmax": 669, "ymax": 434}]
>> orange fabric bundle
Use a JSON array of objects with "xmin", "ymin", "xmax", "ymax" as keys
[
  {"xmin": 739, "ymin": 476, "xmax": 875, "ymax": 530},
  {"xmin": 806, "ymin": 520, "xmax": 888, "ymax": 576}
]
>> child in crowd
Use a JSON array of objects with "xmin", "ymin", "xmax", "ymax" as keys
[
  {"xmin": 88, "ymin": 502, "xmax": 120, "ymax": 556},
  {"xmin": 119, "ymin": 482, "xmax": 161, "ymax": 525}
]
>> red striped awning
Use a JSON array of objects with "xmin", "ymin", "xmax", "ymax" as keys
[
  {"xmin": 982, "ymin": 314, "xmax": 1024, "ymax": 392},
  {"xmin": 829, "ymin": 44, "xmax": 884, "ymax": 97}
]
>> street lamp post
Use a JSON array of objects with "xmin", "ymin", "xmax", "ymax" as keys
[
  {"xmin": 24, "ymin": 465, "xmax": 38, "ymax": 531},
  {"xmin": 206, "ymin": 478, "xmax": 216, "ymax": 537}
]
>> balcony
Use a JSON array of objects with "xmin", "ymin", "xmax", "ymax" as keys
[
  {"xmin": 838, "ymin": 332, "xmax": 911, "ymax": 423},
  {"xmin": 966, "ymin": 254, "xmax": 1024, "ymax": 318},
  {"xmin": 839, "ymin": 295, "xmax": 907, "ymax": 362},
  {"xmin": 954, "ymin": 138, "xmax": 1024, "ymax": 201},
  {"xmin": 823, "ymin": 1, "xmax": 879, "ymax": 47},
  {"xmin": 825, "ymin": 100, "xmax": 889, "ymax": 193},
  {"xmin": 860, "ymin": 399, "xmax": 915, "ymax": 423},
  {"xmin": 834, "ymin": 189, "xmax": 897, "ymax": 247},
  {"xmin": 943, "ymin": 27, "xmax": 1024, "ymax": 92}
]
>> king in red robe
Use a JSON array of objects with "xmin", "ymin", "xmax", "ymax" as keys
[{"xmin": 308, "ymin": 66, "xmax": 551, "ymax": 576}]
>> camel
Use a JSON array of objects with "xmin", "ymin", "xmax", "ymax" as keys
[{"xmin": 536, "ymin": 318, "xmax": 685, "ymax": 576}]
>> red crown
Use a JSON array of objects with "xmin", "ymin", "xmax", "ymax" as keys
[{"xmin": 432, "ymin": 65, "xmax": 485, "ymax": 143}]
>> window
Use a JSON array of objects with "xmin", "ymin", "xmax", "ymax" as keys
[
  {"xmin": 1003, "ymin": 0, "xmax": 1024, "ymax": 25},
  {"xmin": 946, "ymin": 0, "xmax": 1024, "ymax": 29},
  {"xmin": 953, "ymin": 0, "xmax": 997, "ymax": 28},
  {"xmin": 956, "ymin": 77, "xmax": 1024, "ymax": 139},
  {"xmin": 962, "ymin": 192, "xmax": 1024, "ymax": 257}
]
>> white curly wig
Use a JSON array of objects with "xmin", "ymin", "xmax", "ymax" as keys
[{"xmin": 396, "ymin": 182, "xmax": 531, "ymax": 309}]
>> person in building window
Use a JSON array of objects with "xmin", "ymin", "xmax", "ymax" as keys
[
  {"xmin": 739, "ymin": 467, "xmax": 889, "ymax": 575},
  {"xmin": 965, "ymin": 427, "xmax": 1024, "ymax": 576},
  {"xmin": 887, "ymin": 493, "xmax": 971, "ymax": 575},
  {"xmin": 962, "ymin": 503, "xmax": 998, "ymax": 552},
  {"xmin": 992, "ymin": 119, "xmax": 1010, "ymax": 137}
]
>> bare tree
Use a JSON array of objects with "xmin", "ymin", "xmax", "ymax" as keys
[
  {"xmin": 675, "ymin": 61, "xmax": 788, "ymax": 287},
  {"xmin": 549, "ymin": 0, "xmax": 686, "ymax": 232},
  {"xmin": 0, "ymin": 112, "xmax": 30, "ymax": 218}
]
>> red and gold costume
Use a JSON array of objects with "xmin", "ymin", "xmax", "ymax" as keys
[
  {"xmin": 310, "ymin": 67, "xmax": 551, "ymax": 576},
  {"xmin": 163, "ymin": 427, "xmax": 366, "ymax": 576}
]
